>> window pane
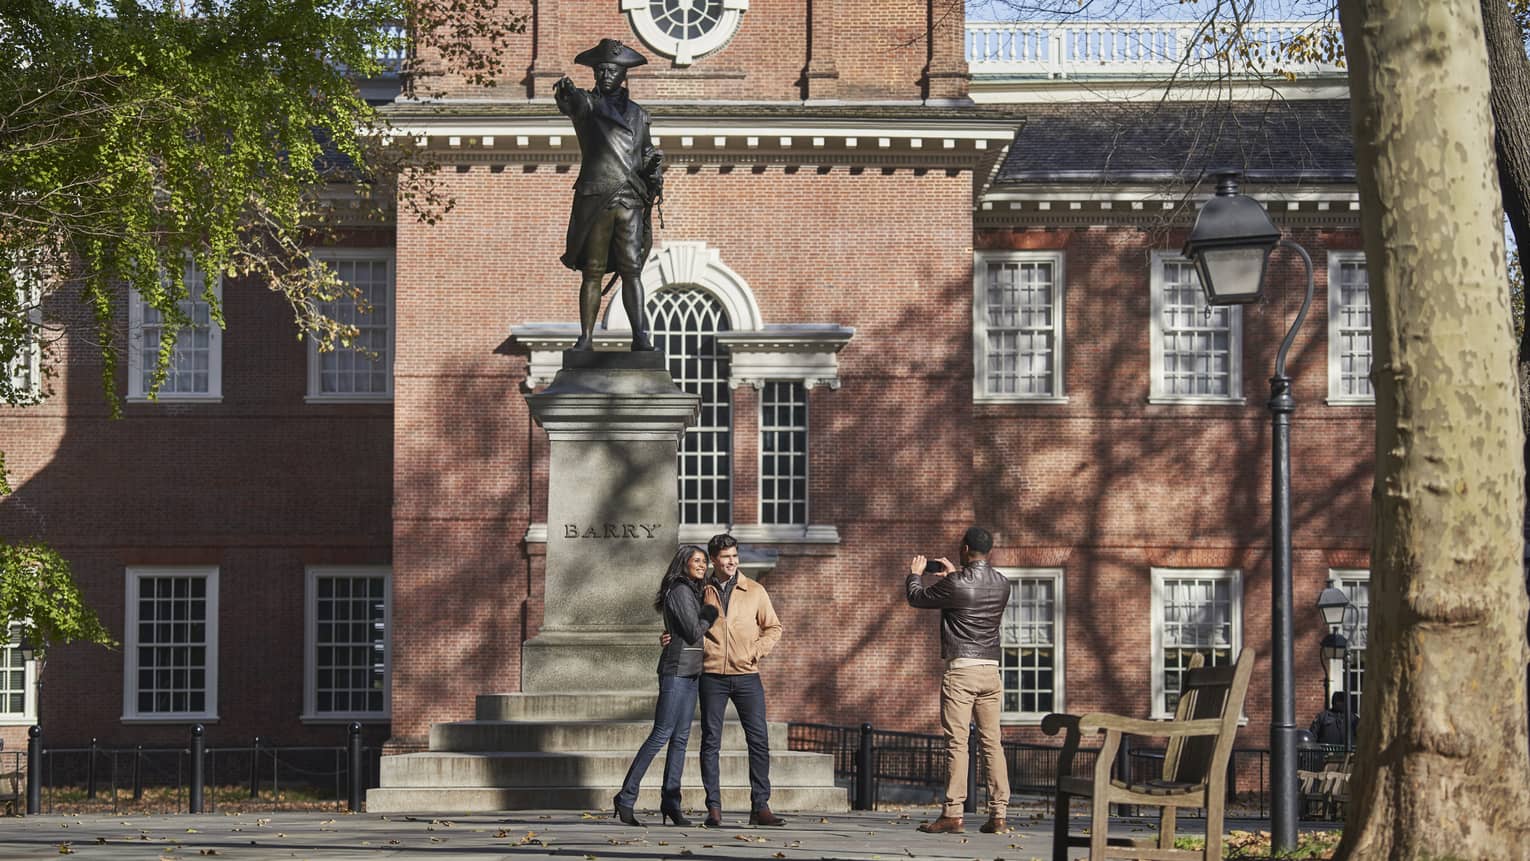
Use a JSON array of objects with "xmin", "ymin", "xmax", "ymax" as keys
[
  {"xmin": 1160, "ymin": 575, "xmax": 1235, "ymax": 712},
  {"xmin": 317, "ymin": 258, "xmax": 393, "ymax": 395},
  {"xmin": 1158, "ymin": 261, "xmax": 1234, "ymax": 397},
  {"xmin": 134, "ymin": 575, "xmax": 211, "ymax": 715},
  {"xmin": 1001, "ymin": 577, "xmax": 1057, "ymax": 714},
  {"xmin": 984, "ymin": 260, "xmax": 1057, "ymax": 396},
  {"xmin": 760, "ymin": 382, "xmax": 808, "ymax": 525},
  {"xmin": 137, "ymin": 264, "xmax": 216, "ymax": 395},
  {"xmin": 312, "ymin": 574, "xmax": 388, "ymax": 715},
  {"xmin": 649, "ymin": 288, "xmax": 732, "ymax": 524},
  {"xmin": 1336, "ymin": 262, "xmax": 1374, "ymax": 397}
]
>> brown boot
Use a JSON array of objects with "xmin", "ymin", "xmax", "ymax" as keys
[
  {"xmin": 749, "ymin": 806, "xmax": 785, "ymax": 826},
  {"xmin": 979, "ymin": 816, "xmax": 1007, "ymax": 834},
  {"xmin": 704, "ymin": 806, "xmax": 723, "ymax": 828},
  {"xmin": 917, "ymin": 815, "xmax": 964, "ymax": 834}
]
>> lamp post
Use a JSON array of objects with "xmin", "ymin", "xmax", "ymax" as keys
[
  {"xmin": 1183, "ymin": 171, "xmax": 1314, "ymax": 853},
  {"xmin": 1317, "ymin": 582, "xmax": 1357, "ymax": 754}
]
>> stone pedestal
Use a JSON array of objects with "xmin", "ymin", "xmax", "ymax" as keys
[{"xmin": 521, "ymin": 351, "xmax": 699, "ymax": 693}]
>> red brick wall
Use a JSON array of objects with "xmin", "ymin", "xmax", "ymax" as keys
[
  {"xmin": 413, "ymin": 0, "xmax": 961, "ymax": 102},
  {"xmin": 0, "ymin": 248, "xmax": 394, "ymax": 747}
]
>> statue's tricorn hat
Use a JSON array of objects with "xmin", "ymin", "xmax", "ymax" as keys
[{"xmin": 574, "ymin": 38, "xmax": 649, "ymax": 68}]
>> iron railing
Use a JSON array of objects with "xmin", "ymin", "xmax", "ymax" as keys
[
  {"xmin": 21, "ymin": 725, "xmax": 378, "ymax": 814},
  {"xmin": 789, "ymin": 721, "xmax": 1279, "ymax": 817}
]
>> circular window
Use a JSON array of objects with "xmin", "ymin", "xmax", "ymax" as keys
[{"xmin": 623, "ymin": 0, "xmax": 748, "ymax": 66}]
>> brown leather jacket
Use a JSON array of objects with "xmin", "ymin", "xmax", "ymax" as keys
[
  {"xmin": 905, "ymin": 560, "xmax": 1009, "ymax": 661},
  {"xmin": 701, "ymin": 574, "xmax": 782, "ymax": 675}
]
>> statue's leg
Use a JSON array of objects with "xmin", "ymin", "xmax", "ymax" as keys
[
  {"xmin": 573, "ymin": 208, "xmax": 617, "ymax": 350},
  {"xmin": 612, "ymin": 205, "xmax": 657, "ymax": 352},
  {"xmin": 623, "ymin": 272, "xmax": 658, "ymax": 351},
  {"xmin": 574, "ymin": 271, "xmax": 604, "ymax": 350}
]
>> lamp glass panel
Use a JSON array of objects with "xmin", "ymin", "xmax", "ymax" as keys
[{"xmin": 1198, "ymin": 247, "xmax": 1266, "ymax": 303}]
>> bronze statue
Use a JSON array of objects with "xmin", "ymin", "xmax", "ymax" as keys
[{"xmin": 555, "ymin": 39, "xmax": 665, "ymax": 352}]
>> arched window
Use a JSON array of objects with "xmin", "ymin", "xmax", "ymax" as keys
[{"xmin": 649, "ymin": 287, "xmax": 732, "ymax": 525}]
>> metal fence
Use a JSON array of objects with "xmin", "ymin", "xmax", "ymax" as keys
[
  {"xmin": 17, "ymin": 725, "xmax": 379, "ymax": 815},
  {"xmin": 789, "ymin": 721, "xmax": 1278, "ymax": 817}
]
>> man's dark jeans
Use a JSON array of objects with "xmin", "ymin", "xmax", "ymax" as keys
[
  {"xmin": 699, "ymin": 672, "xmax": 771, "ymax": 810},
  {"xmin": 615, "ymin": 673, "xmax": 699, "ymax": 811}
]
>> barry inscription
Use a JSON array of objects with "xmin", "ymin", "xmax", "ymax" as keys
[{"xmin": 563, "ymin": 523, "xmax": 662, "ymax": 539}]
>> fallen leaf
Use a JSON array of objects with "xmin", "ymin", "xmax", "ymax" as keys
[
  {"xmin": 387, "ymin": 839, "xmax": 401, "ymax": 845},
  {"xmin": 679, "ymin": 850, "xmax": 693, "ymax": 857},
  {"xmin": 819, "ymin": 817, "xmax": 830, "ymax": 824},
  {"xmin": 774, "ymin": 854, "xmax": 786, "ymax": 859},
  {"xmin": 95, "ymin": 838, "xmax": 106, "ymax": 845},
  {"xmin": 185, "ymin": 828, "xmax": 198, "ymax": 834},
  {"xmin": 734, "ymin": 835, "xmax": 751, "ymax": 842},
  {"xmin": 56, "ymin": 844, "xmax": 73, "ymax": 855},
  {"xmin": 494, "ymin": 829, "xmax": 510, "ymax": 839},
  {"xmin": 198, "ymin": 851, "xmax": 218, "ymax": 857}
]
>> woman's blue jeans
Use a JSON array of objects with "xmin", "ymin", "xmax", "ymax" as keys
[{"xmin": 615, "ymin": 673, "xmax": 699, "ymax": 810}]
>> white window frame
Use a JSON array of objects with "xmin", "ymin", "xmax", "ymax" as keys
[
  {"xmin": 1149, "ymin": 252, "xmax": 1244, "ymax": 404},
  {"xmin": 973, "ymin": 250, "xmax": 1067, "ymax": 403},
  {"xmin": 306, "ymin": 249, "xmax": 395, "ymax": 403},
  {"xmin": 126, "ymin": 265, "xmax": 223, "ymax": 402},
  {"xmin": 1000, "ymin": 568, "xmax": 1065, "ymax": 724},
  {"xmin": 303, "ymin": 565, "xmax": 392, "ymax": 722},
  {"xmin": 1327, "ymin": 568, "xmax": 1369, "ymax": 704},
  {"xmin": 758, "ymin": 380, "xmax": 809, "ymax": 528},
  {"xmin": 122, "ymin": 566, "xmax": 220, "ymax": 723},
  {"xmin": 1326, "ymin": 252, "xmax": 1375, "ymax": 404},
  {"xmin": 0, "ymin": 624, "xmax": 38, "ymax": 726},
  {"xmin": 8, "ymin": 273, "xmax": 42, "ymax": 398},
  {"xmin": 1150, "ymin": 567, "xmax": 1243, "ymax": 719}
]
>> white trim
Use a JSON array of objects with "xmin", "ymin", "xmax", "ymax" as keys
[
  {"xmin": 606, "ymin": 241, "xmax": 764, "ymax": 333},
  {"xmin": 302, "ymin": 566, "xmax": 392, "ymax": 722},
  {"xmin": 306, "ymin": 249, "xmax": 396, "ymax": 401},
  {"xmin": 973, "ymin": 250, "xmax": 1066, "ymax": 402},
  {"xmin": 1326, "ymin": 252, "xmax": 1375, "ymax": 405},
  {"xmin": 126, "ymin": 265, "xmax": 224, "ymax": 402},
  {"xmin": 1149, "ymin": 252, "xmax": 1242, "ymax": 403},
  {"xmin": 1150, "ymin": 567, "xmax": 1243, "ymax": 720},
  {"xmin": 999, "ymin": 568, "xmax": 1065, "ymax": 725},
  {"xmin": 623, "ymin": 0, "xmax": 749, "ymax": 67},
  {"xmin": 0, "ymin": 624, "xmax": 38, "ymax": 726},
  {"xmin": 122, "ymin": 566, "xmax": 219, "ymax": 722},
  {"xmin": 7, "ymin": 274, "xmax": 42, "ymax": 399}
]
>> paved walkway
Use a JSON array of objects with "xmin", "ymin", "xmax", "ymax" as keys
[{"xmin": 0, "ymin": 807, "xmax": 1338, "ymax": 860}]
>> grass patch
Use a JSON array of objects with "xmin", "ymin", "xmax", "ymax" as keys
[{"xmin": 1172, "ymin": 829, "xmax": 1341, "ymax": 859}]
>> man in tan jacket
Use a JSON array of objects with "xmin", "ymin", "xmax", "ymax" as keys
[{"xmin": 699, "ymin": 532, "xmax": 783, "ymax": 827}]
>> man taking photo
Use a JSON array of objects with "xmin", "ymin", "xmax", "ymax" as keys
[{"xmin": 905, "ymin": 526, "xmax": 1011, "ymax": 834}]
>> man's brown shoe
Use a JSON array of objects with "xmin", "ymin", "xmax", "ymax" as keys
[
  {"xmin": 704, "ymin": 806, "xmax": 723, "ymax": 828},
  {"xmin": 917, "ymin": 816, "xmax": 964, "ymax": 834},
  {"xmin": 979, "ymin": 816, "xmax": 1007, "ymax": 834},
  {"xmin": 749, "ymin": 806, "xmax": 785, "ymax": 827}
]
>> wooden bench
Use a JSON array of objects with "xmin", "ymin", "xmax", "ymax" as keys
[{"xmin": 1041, "ymin": 649, "xmax": 1256, "ymax": 861}]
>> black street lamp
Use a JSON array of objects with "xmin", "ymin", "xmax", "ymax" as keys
[
  {"xmin": 1183, "ymin": 171, "xmax": 1315, "ymax": 853},
  {"xmin": 1317, "ymin": 583, "xmax": 1357, "ymax": 755}
]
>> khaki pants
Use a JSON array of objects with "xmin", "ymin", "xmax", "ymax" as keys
[{"xmin": 939, "ymin": 664, "xmax": 1009, "ymax": 818}]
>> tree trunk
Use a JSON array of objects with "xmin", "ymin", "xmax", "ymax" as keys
[{"xmin": 1336, "ymin": 1, "xmax": 1530, "ymax": 858}]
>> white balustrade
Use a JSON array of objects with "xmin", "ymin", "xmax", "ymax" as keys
[{"xmin": 965, "ymin": 20, "xmax": 1342, "ymax": 78}]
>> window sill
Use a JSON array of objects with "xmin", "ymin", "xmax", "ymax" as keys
[
  {"xmin": 124, "ymin": 395, "xmax": 223, "ymax": 403},
  {"xmin": 724, "ymin": 524, "xmax": 840, "ymax": 545},
  {"xmin": 974, "ymin": 395, "xmax": 1069, "ymax": 405},
  {"xmin": 121, "ymin": 715, "xmax": 220, "ymax": 725},
  {"xmin": 0, "ymin": 718, "xmax": 37, "ymax": 727},
  {"xmin": 1000, "ymin": 714, "xmax": 1055, "ymax": 726},
  {"xmin": 1146, "ymin": 396, "xmax": 1247, "ymax": 406},
  {"xmin": 304, "ymin": 395, "xmax": 394, "ymax": 404},
  {"xmin": 1324, "ymin": 397, "xmax": 1375, "ymax": 407},
  {"xmin": 300, "ymin": 714, "xmax": 391, "ymax": 724}
]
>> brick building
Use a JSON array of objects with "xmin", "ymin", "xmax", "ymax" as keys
[{"xmin": 0, "ymin": 3, "xmax": 1372, "ymax": 766}]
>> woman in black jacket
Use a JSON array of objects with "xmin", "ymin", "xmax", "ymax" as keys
[{"xmin": 614, "ymin": 544, "xmax": 717, "ymax": 826}]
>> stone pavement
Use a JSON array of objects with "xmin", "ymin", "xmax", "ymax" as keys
[{"xmin": 0, "ymin": 806, "xmax": 1334, "ymax": 861}]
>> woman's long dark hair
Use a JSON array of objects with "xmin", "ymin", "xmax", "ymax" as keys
[{"xmin": 654, "ymin": 544, "xmax": 708, "ymax": 612}]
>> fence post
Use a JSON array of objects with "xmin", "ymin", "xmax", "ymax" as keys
[
  {"xmin": 25, "ymin": 725, "xmax": 40, "ymax": 815},
  {"xmin": 249, "ymin": 737, "xmax": 260, "ymax": 799},
  {"xmin": 855, "ymin": 723, "xmax": 874, "ymax": 811},
  {"xmin": 964, "ymin": 722, "xmax": 978, "ymax": 815},
  {"xmin": 189, "ymin": 724, "xmax": 205, "ymax": 814},
  {"xmin": 348, "ymin": 722, "xmax": 364, "ymax": 812},
  {"xmin": 132, "ymin": 745, "xmax": 143, "ymax": 801},
  {"xmin": 86, "ymin": 737, "xmax": 97, "ymax": 799}
]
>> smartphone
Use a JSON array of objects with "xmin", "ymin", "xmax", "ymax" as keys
[{"xmin": 924, "ymin": 559, "xmax": 948, "ymax": 574}]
